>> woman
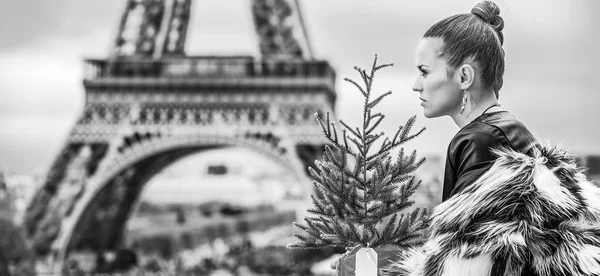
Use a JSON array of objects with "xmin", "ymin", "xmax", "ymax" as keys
[
  {"xmin": 386, "ymin": 1, "xmax": 600, "ymax": 276},
  {"xmin": 411, "ymin": 0, "xmax": 538, "ymax": 201}
]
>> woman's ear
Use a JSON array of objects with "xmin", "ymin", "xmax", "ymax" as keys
[{"xmin": 457, "ymin": 64, "xmax": 475, "ymax": 90}]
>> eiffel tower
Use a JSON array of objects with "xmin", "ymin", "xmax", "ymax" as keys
[{"xmin": 24, "ymin": 0, "xmax": 336, "ymax": 271}]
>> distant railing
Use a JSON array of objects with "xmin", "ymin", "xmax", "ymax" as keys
[{"xmin": 84, "ymin": 56, "xmax": 335, "ymax": 80}]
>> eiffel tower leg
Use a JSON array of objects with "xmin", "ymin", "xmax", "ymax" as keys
[{"xmin": 24, "ymin": 142, "xmax": 110, "ymax": 254}]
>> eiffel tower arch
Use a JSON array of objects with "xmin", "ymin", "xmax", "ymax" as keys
[{"xmin": 24, "ymin": 0, "xmax": 337, "ymax": 271}]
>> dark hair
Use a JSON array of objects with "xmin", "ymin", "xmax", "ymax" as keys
[{"xmin": 424, "ymin": 1, "xmax": 505, "ymax": 98}]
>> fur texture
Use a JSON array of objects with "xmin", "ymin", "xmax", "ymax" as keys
[{"xmin": 386, "ymin": 144, "xmax": 600, "ymax": 276}]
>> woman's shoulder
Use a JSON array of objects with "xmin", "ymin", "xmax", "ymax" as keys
[
  {"xmin": 449, "ymin": 119, "xmax": 506, "ymax": 150},
  {"xmin": 477, "ymin": 111, "xmax": 539, "ymax": 154},
  {"xmin": 449, "ymin": 111, "xmax": 538, "ymax": 156},
  {"xmin": 445, "ymin": 121, "xmax": 505, "ymax": 181}
]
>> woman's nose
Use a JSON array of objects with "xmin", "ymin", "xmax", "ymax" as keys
[{"xmin": 412, "ymin": 79, "xmax": 422, "ymax": 92}]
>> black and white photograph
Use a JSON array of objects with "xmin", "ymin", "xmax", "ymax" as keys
[{"xmin": 0, "ymin": 0, "xmax": 598, "ymax": 275}]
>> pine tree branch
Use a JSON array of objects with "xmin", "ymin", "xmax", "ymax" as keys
[
  {"xmin": 344, "ymin": 77, "xmax": 367, "ymax": 97},
  {"xmin": 368, "ymin": 224, "xmax": 379, "ymax": 245},
  {"xmin": 307, "ymin": 209, "xmax": 334, "ymax": 219},
  {"xmin": 364, "ymin": 132, "xmax": 384, "ymax": 147},
  {"xmin": 304, "ymin": 219, "xmax": 325, "ymax": 236},
  {"xmin": 390, "ymin": 175, "xmax": 414, "ymax": 187},
  {"xmin": 365, "ymin": 148, "xmax": 392, "ymax": 166},
  {"xmin": 347, "ymin": 222, "xmax": 362, "ymax": 243},
  {"xmin": 343, "ymin": 130, "xmax": 350, "ymax": 151},
  {"xmin": 339, "ymin": 120, "xmax": 362, "ymax": 140},
  {"xmin": 332, "ymin": 122, "xmax": 339, "ymax": 144},
  {"xmin": 293, "ymin": 222, "xmax": 310, "ymax": 233},
  {"xmin": 368, "ymin": 54, "xmax": 378, "ymax": 92},
  {"xmin": 348, "ymin": 137, "xmax": 366, "ymax": 157},
  {"xmin": 366, "ymin": 153, "xmax": 388, "ymax": 172},
  {"xmin": 322, "ymin": 148, "xmax": 357, "ymax": 193},
  {"xmin": 325, "ymin": 148, "xmax": 366, "ymax": 189},
  {"xmin": 312, "ymin": 171, "xmax": 343, "ymax": 199},
  {"xmin": 382, "ymin": 117, "xmax": 426, "ymax": 153},
  {"xmin": 331, "ymin": 222, "xmax": 353, "ymax": 245},
  {"xmin": 324, "ymin": 189, "xmax": 349, "ymax": 219},
  {"xmin": 356, "ymin": 67, "xmax": 369, "ymax": 92},
  {"xmin": 367, "ymin": 109, "xmax": 385, "ymax": 132},
  {"xmin": 374, "ymin": 63, "xmax": 394, "ymax": 72},
  {"xmin": 304, "ymin": 218, "xmax": 327, "ymax": 238},
  {"xmin": 366, "ymin": 109, "xmax": 373, "ymax": 129},
  {"xmin": 366, "ymin": 114, "xmax": 385, "ymax": 135},
  {"xmin": 312, "ymin": 220, "xmax": 336, "ymax": 236},
  {"xmin": 394, "ymin": 233, "xmax": 423, "ymax": 247},
  {"xmin": 292, "ymin": 229, "xmax": 322, "ymax": 246},
  {"xmin": 377, "ymin": 214, "xmax": 397, "ymax": 244},
  {"xmin": 321, "ymin": 234, "xmax": 342, "ymax": 244},
  {"xmin": 367, "ymin": 91, "xmax": 392, "ymax": 109},
  {"xmin": 288, "ymin": 240, "xmax": 338, "ymax": 250},
  {"xmin": 310, "ymin": 194, "xmax": 326, "ymax": 213},
  {"xmin": 316, "ymin": 113, "xmax": 358, "ymax": 158},
  {"xmin": 366, "ymin": 202, "xmax": 383, "ymax": 214},
  {"xmin": 290, "ymin": 234, "xmax": 310, "ymax": 243},
  {"xmin": 319, "ymin": 216, "xmax": 335, "ymax": 233}
]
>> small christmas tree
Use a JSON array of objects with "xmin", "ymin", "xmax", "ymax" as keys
[{"xmin": 288, "ymin": 55, "xmax": 429, "ymax": 258}]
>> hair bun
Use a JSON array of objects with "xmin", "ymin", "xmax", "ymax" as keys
[{"xmin": 471, "ymin": 1, "xmax": 504, "ymax": 42}]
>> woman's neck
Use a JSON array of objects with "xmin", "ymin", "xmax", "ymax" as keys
[{"xmin": 451, "ymin": 91, "xmax": 501, "ymax": 129}]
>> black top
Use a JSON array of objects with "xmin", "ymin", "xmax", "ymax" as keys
[{"xmin": 442, "ymin": 111, "xmax": 539, "ymax": 202}]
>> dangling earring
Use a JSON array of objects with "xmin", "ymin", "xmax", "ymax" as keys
[{"xmin": 459, "ymin": 91, "xmax": 467, "ymax": 116}]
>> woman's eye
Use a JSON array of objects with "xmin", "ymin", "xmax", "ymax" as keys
[{"xmin": 421, "ymin": 71, "xmax": 428, "ymax": 76}]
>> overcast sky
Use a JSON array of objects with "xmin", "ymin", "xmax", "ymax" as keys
[{"xmin": 0, "ymin": 0, "xmax": 598, "ymax": 174}]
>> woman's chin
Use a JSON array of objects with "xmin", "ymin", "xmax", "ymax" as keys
[
  {"xmin": 422, "ymin": 109, "xmax": 434, "ymax": 118},
  {"xmin": 422, "ymin": 109, "xmax": 442, "ymax": 119}
]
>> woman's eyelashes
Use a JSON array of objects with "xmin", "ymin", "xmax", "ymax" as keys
[{"xmin": 417, "ymin": 65, "xmax": 429, "ymax": 77}]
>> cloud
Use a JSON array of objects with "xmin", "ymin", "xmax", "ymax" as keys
[
  {"xmin": 0, "ymin": 49, "xmax": 83, "ymax": 118},
  {"xmin": 0, "ymin": 0, "xmax": 123, "ymax": 51},
  {"xmin": 0, "ymin": 117, "xmax": 75, "ymax": 174}
]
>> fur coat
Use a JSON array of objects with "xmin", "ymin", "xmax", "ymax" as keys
[{"xmin": 386, "ymin": 144, "xmax": 600, "ymax": 276}]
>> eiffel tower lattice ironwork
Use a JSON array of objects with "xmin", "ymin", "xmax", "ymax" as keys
[{"xmin": 23, "ymin": 0, "xmax": 336, "ymax": 271}]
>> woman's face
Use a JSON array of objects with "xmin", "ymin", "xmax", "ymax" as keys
[{"xmin": 412, "ymin": 38, "xmax": 462, "ymax": 118}]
